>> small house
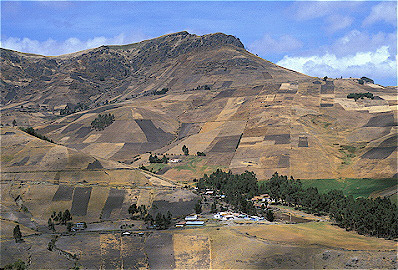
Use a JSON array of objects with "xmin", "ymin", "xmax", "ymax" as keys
[
  {"xmin": 185, "ymin": 215, "xmax": 198, "ymax": 221},
  {"xmin": 71, "ymin": 222, "xmax": 86, "ymax": 231},
  {"xmin": 175, "ymin": 221, "xmax": 186, "ymax": 227},
  {"xmin": 186, "ymin": 221, "xmax": 204, "ymax": 226}
]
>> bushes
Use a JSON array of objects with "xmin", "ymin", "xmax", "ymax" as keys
[
  {"xmin": 60, "ymin": 103, "xmax": 88, "ymax": 115},
  {"xmin": 154, "ymin": 211, "xmax": 172, "ymax": 229},
  {"xmin": 19, "ymin": 127, "xmax": 53, "ymax": 143},
  {"xmin": 149, "ymin": 154, "xmax": 168, "ymax": 164},
  {"xmin": 13, "ymin": 225, "xmax": 22, "ymax": 243},
  {"xmin": 360, "ymin": 76, "xmax": 374, "ymax": 84},
  {"xmin": 4, "ymin": 259, "xmax": 26, "ymax": 270},
  {"xmin": 195, "ymin": 85, "xmax": 211, "ymax": 90},
  {"xmin": 90, "ymin": 113, "xmax": 115, "ymax": 130},
  {"xmin": 153, "ymin": 88, "xmax": 169, "ymax": 95},
  {"xmin": 347, "ymin": 92, "xmax": 374, "ymax": 101}
]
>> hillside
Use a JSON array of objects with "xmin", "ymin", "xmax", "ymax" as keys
[
  {"xmin": 1, "ymin": 32, "xmax": 397, "ymax": 180},
  {"xmin": 1, "ymin": 31, "xmax": 397, "ymax": 270},
  {"xmin": 1, "ymin": 31, "xmax": 306, "ymax": 108}
]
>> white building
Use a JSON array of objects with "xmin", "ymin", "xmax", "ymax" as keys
[{"xmin": 185, "ymin": 215, "xmax": 198, "ymax": 221}]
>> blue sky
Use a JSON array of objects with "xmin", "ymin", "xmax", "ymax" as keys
[{"xmin": 1, "ymin": 1, "xmax": 397, "ymax": 86}]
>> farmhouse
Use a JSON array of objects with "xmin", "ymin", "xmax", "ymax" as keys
[
  {"xmin": 186, "ymin": 221, "xmax": 205, "ymax": 226},
  {"xmin": 71, "ymin": 222, "xmax": 86, "ymax": 231},
  {"xmin": 175, "ymin": 221, "xmax": 186, "ymax": 227},
  {"xmin": 251, "ymin": 194, "xmax": 271, "ymax": 202},
  {"xmin": 169, "ymin": 159, "xmax": 181, "ymax": 163},
  {"xmin": 185, "ymin": 215, "xmax": 198, "ymax": 221},
  {"xmin": 214, "ymin": 212, "xmax": 238, "ymax": 220}
]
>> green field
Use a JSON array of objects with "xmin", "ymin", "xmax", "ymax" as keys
[
  {"xmin": 300, "ymin": 178, "xmax": 397, "ymax": 199},
  {"xmin": 174, "ymin": 156, "xmax": 204, "ymax": 171},
  {"xmin": 146, "ymin": 163, "xmax": 167, "ymax": 173}
]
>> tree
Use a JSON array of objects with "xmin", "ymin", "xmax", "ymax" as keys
[
  {"xmin": 166, "ymin": 211, "xmax": 172, "ymax": 221},
  {"xmin": 182, "ymin": 145, "xmax": 189, "ymax": 156},
  {"xmin": 323, "ymin": 76, "xmax": 328, "ymax": 81},
  {"xmin": 155, "ymin": 213, "xmax": 165, "ymax": 229},
  {"xmin": 144, "ymin": 213, "xmax": 153, "ymax": 225},
  {"xmin": 62, "ymin": 209, "xmax": 72, "ymax": 225},
  {"xmin": 67, "ymin": 222, "xmax": 73, "ymax": 232},
  {"xmin": 48, "ymin": 218, "xmax": 55, "ymax": 232},
  {"xmin": 195, "ymin": 201, "xmax": 202, "ymax": 214},
  {"xmin": 12, "ymin": 119, "xmax": 17, "ymax": 126},
  {"xmin": 165, "ymin": 211, "xmax": 172, "ymax": 227},
  {"xmin": 13, "ymin": 225, "xmax": 22, "ymax": 243},
  {"xmin": 211, "ymin": 201, "xmax": 217, "ymax": 213},
  {"xmin": 265, "ymin": 209, "xmax": 274, "ymax": 222},
  {"xmin": 128, "ymin": 204, "xmax": 138, "ymax": 215},
  {"xmin": 161, "ymin": 155, "xmax": 168, "ymax": 164},
  {"xmin": 197, "ymin": 151, "xmax": 206, "ymax": 156}
]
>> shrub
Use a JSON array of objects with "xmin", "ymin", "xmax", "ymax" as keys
[
  {"xmin": 91, "ymin": 113, "xmax": 115, "ymax": 131},
  {"xmin": 19, "ymin": 127, "xmax": 54, "ymax": 143}
]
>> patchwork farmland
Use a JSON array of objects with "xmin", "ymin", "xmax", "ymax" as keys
[{"xmin": 1, "ymin": 31, "xmax": 397, "ymax": 269}]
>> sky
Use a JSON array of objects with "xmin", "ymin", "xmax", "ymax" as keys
[{"xmin": 1, "ymin": 1, "xmax": 397, "ymax": 86}]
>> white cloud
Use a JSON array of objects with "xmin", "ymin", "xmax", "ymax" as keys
[
  {"xmin": 325, "ymin": 15, "xmax": 353, "ymax": 34},
  {"xmin": 363, "ymin": 2, "xmax": 397, "ymax": 26},
  {"xmin": 0, "ymin": 32, "xmax": 147, "ymax": 56},
  {"xmin": 294, "ymin": 1, "xmax": 336, "ymax": 21},
  {"xmin": 249, "ymin": 34, "xmax": 303, "ymax": 54},
  {"xmin": 292, "ymin": 1, "xmax": 359, "ymax": 21},
  {"xmin": 277, "ymin": 46, "xmax": 397, "ymax": 82},
  {"xmin": 329, "ymin": 30, "xmax": 397, "ymax": 58}
]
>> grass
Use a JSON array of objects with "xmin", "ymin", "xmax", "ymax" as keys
[
  {"xmin": 171, "ymin": 156, "xmax": 224, "ymax": 182},
  {"xmin": 338, "ymin": 144, "xmax": 366, "ymax": 165},
  {"xmin": 174, "ymin": 156, "xmax": 203, "ymax": 172},
  {"xmin": 1, "ymin": 155, "xmax": 14, "ymax": 163},
  {"xmin": 339, "ymin": 145, "xmax": 356, "ymax": 165},
  {"xmin": 300, "ymin": 178, "xmax": 397, "ymax": 199},
  {"xmin": 389, "ymin": 193, "xmax": 398, "ymax": 205},
  {"xmin": 237, "ymin": 222, "xmax": 397, "ymax": 250},
  {"xmin": 146, "ymin": 163, "xmax": 167, "ymax": 173}
]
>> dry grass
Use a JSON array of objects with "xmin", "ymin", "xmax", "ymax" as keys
[
  {"xmin": 100, "ymin": 233, "xmax": 121, "ymax": 269},
  {"xmin": 236, "ymin": 222, "xmax": 397, "ymax": 250},
  {"xmin": 86, "ymin": 186, "xmax": 109, "ymax": 222},
  {"xmin": 173, "ymin": 233, "xmax": 210, "ymax": 269},
  {"xmin": 215, "ymin": 97, "xmax": 245, "ymax": 121},
  {"xmin": 83, "ymin": 134, "xmax": 102, "ymax": 143},
  {"xmin": 0, "ymin": 219, "xmax": 37, "ymax": 239},
  {"xmin": 167, "ymin": 121, "xmax": 224, "ymax": 154},
  {"xmin": 136, "ymin": 189, "xmax": 155, "ymax": 207},
  {"xmin": 82, "ymin": 143, "xmax": 125, "ymax": 159}
]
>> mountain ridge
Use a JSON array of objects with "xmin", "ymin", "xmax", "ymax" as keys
[{"xmin": 0, "ymin": 31, "xmax": 307, "ymax": 108}]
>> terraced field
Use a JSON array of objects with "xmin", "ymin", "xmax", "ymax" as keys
[{"xmin": 1, "ymin": 31, "xmax": 396, "ymax": 269}]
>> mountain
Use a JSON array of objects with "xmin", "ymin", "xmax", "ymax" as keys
[
  {"xmin": 1, "ymin": 31, "xmax": 306, "ymax": 108},
  {"xmin": 1, "ymin": 32, "xmax": 397, "ymax": 180}
]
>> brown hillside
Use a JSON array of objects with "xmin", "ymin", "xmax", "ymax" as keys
[{"xmin": 1, "ymin": 32, "xmax": 396, "ymax": 180}]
